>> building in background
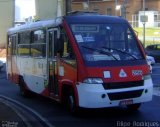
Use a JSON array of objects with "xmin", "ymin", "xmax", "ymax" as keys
[
  {"xmin": 35, "ymin": 0, "xmax": 58, "ymax": 20},
  {"xmin": 15, "ymin": 0, "xmax": 35, "ymax": 22},
  {"xmin": 0, "ymin": 0, "xmax": 66, "ymax": 50},
  {"xmin": 35, "ymin": 0, "xmax": 70, "ymax": 20},
  {"xmin": 0, "ymin": 0, "xmax": 14, "ymax": 48},
  {"xmin": 35, "ymin": 0, "xmax": 64, "ymax": 20},
  {"xmin": 72, "ymin": 0, "xmax": 160, "ymax": 28}
]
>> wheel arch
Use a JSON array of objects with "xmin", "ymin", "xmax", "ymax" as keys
[{"xmin": 60, "ymin": 80, "xmax": 79, "ymax": 107}]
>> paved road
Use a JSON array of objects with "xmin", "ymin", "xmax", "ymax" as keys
[
  {"xmin": 152, "ymin": 63, "xmax": 160, "ymax": 86},
  {"xmin": 152, "ymin": 63, "xmax": 160, "ymax": 96},
  {"xmin": 0, "ymin": 65, "xmax": 160, "ymax": 127}
]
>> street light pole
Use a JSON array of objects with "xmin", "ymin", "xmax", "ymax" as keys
[
  {"xmin": 87, "ymin": 0, "xmax": 90, "ymax": 11},
  {"xmin": 66, "ymin": 0, "xmax": 72, "ymax": 15},
  {"xmin": 115, "ymin": 0, "xmax": 118, "ymax": 16},
  {"xmin": 122, "ymin": 0, "xmax": 126, "ymax": 19}
]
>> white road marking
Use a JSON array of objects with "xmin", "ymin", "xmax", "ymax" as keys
[{"xmin": 0, "ymin": 95, "xmax": 54, "ymax": 127}]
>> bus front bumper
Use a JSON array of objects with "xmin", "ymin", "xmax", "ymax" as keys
[{"xmin": 76, "ymin": 79, "xmax": 153, "ymax": 108}]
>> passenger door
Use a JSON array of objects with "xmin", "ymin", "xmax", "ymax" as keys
[
  {"xmin": 7, "ymin": 36, "xmax": 12, "ymax": 80},
  {"xmin": 8, "ymin": 34, "xmax": 18, "ymax": 83},
  {"xmin": 47, "ymin": 29, "xmax": 59, "ymax": 97}
]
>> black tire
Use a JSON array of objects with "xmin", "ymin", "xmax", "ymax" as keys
[
  {"xmin": 127, "ymin": 103, "xmax": 141, "ymax": 111},
  {"xmin": 19, "ymin": 77, "xmax": 31, "ymax": 97},
  {"xmin": 67, "ymin": 89, "xmax": 79, "ymax": 115},
  {"xmin": 0, "ymin": 66, "xmax": 2, "ymax": 71}
]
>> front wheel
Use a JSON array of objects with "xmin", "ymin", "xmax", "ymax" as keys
[
  {"xmin": 0, "ymin": 66, "xmax": 2, "ymax": 71},
  {"xmin": 67, "ymin": 90, "xmax": 79, "ymax": 115},
  {"xmin": 127, "ymin": 103, "xmax": 141, "ymax": 111}
]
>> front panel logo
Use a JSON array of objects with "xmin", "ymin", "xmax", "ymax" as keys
[{"xmin": 119, "ymin": 69, "xmax": 127, "ymax": 78}]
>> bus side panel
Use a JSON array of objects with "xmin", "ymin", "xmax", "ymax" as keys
[{"xmin": 17, "ymin": 57, "xmax": 49, "ymax": 96}]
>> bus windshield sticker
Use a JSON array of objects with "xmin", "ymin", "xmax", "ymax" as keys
[
  {"xmin": 83, "ymin": 37, "xmax": 95, "ymax": 42},
  {"xmin": 75, "ymin": 35, "xmax": 84, "ymax": 43}
]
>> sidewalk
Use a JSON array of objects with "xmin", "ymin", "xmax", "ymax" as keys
[{"xmin": 0, "ymin": 102, "xmax": 26, "ymax": 127}]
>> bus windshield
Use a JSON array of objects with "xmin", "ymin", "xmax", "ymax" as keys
[{"xmin": 71, "ymin": 23, "xmax": 143, "ymax": 63}]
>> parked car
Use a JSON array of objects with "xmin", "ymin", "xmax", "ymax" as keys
[
  {"xmin": 0, "ymin": 60, "xmax": 3, "ymax": 71},
  {"xmin": 145, "ymin": 44, "xmax": 160, "ymax": 63},
  {"xmin": 146, "ymin": 55, "xmax": 155, "ymax": 65},
  {"xmin": 146, "ymin": 55, "xmax": 155, "ymax": 73}
]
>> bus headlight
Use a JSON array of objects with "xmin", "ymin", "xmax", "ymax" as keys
[
  {"xmin": 143, "ymin": 74, "xmax": 151, "ymax": 80},
  {"xmin": 83, "ymin": 78, "xmax": 103, "ymax": 84}
]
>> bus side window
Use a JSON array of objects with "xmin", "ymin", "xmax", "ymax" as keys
[
  {"xmin": 61, "ymin": 33, "xmax": 75, "ymax": 60},
  {"xmin": 7, "ymin": 36, "xmax": 12, "ymax": 56},
  {"xmin": 58, "ymin": 30, "xmax": 76, "ymax": 67},
  {"xmin": 9, "ymin": 35, "xmax": 17, "ymax": 56},
  {"xmin": 31, "ymin": 29, "xmax": 46, "ymax": 57},
  {"xmin": 18, "ymin": 32, "xmax": 30, "ymax": 56}
]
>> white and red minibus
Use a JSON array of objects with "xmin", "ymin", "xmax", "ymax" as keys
[{"xmin": 7, "ymin": 12, "xmax": 153, "ymax": 113}]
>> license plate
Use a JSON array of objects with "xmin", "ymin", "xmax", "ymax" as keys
[{"xmin": 119, "ymin": 99, "xmax": 133, "ymax": 106}]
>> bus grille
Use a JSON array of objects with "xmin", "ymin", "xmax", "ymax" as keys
[
  {"xmin": 103, "ymin": 80, "xmax": 144, "ymax": 90},
  {"xmin": 108, "ymin": 90, "xmax": 143, "ymax": 101}
]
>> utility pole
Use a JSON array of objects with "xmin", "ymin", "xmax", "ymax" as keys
[
  {"xmin": 121, "ymin": 0, "xmax": 127, "ymax": 18},
  {"xmin": 66, "ymin": 0, "xmax": 72, "ymax": 15},
  {"xmin": 87, "ymin": 0, "xmax": 90, "ymax": 11},
  {"xmin": 13, "ymin": 0, "xmax": 15, "ymax": 26},
  {"xmin": 143, "ymin": 0, "xmax": 146, "ymax": 47},
  {"xmin": 115, "ymin": 0, "xmax": 117, "ymax": 16}
]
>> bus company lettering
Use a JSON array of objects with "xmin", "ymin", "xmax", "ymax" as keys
[{"xmin": 132, "ymin": 70, "xmax": 143, "ymax": 76}]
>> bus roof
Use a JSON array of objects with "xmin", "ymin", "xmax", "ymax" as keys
[
  {"xmin": 7, "ymin": 19, "xmax": 60, "ymax": 34},
  {"xmin": 64, "ymin": 15, "xmax": 127, "ymax": 24},
  {"xmin": 8, "ymin": 14, "xmax": 128, "ymax": 35}
]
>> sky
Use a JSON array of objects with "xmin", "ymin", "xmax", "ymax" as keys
[{"xmin": 15, "ymin": 0, "xmax": 35, "ymax": 21}]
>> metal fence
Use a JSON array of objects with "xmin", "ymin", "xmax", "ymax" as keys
[{"xmin": 128, "ymin": 14, "xmax": 160, "ymax": 46}]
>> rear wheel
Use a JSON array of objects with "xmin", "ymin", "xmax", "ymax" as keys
[
  {"xmin": 0, "ymin": 66, "xmax": 3, "ymax": 71},
  {"xmin": 68, "ymin": 93, "xmax": 77, "ymax": 113},
  {"xmin": 127, "ymin": 103, "xmax": 141, "ymax": 111},
  {"xmin": 19, "ymin": 77, "xmax": 31, "ymax": 97}
]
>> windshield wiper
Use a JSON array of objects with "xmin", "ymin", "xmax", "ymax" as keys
[
  {"xmin": 81, "ymin": 45, "xmax": 119, "ymax": 60},
  {"xmin": 101, "ymin": 46, "xmax": 138, "ymax": 60}
]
